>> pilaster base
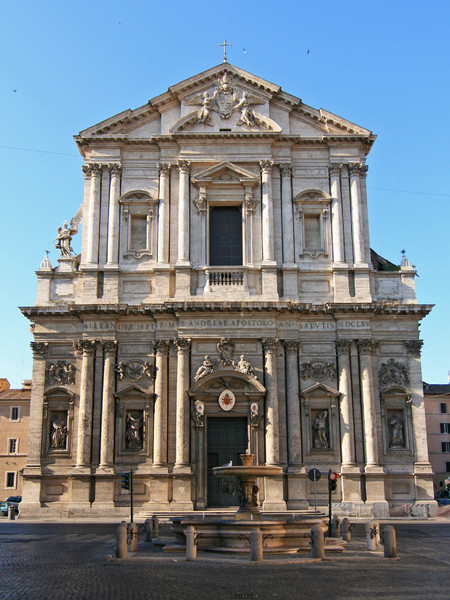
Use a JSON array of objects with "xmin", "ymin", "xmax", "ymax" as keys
[
  {"xmin": 174, "ymin": 267, "xmax": 191, "ymax": 299},
  {"xmin": 172, "ymin": 471, "xmax": 194, "ymax": 511},
  {"xmin": 154, "ymin": 266, "xmax": 172, "ymax": 298},
  {"xmin": 286, "ymin": 473, "xmax": 309, "ymax": 510},
  {"xmin": 262, "ymin": 476, "xmax": 286, "ymax": 511},
  {"xmin": 261, "ymin": 267, "xmax": 279, "ymax": 300},
  {"xmin": 281, "ymin": 265, "xmax": 298, "ymax": 299}
]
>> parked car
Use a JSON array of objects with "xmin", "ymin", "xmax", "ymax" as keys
[
  {"xmin": 434, "ymin": 489, "xmax": 450, "ymax": 506},
  {"xmin": 0, "ymin": 496, "xmax": 22, "ymax": 516}
]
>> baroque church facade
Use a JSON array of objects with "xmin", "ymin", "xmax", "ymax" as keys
[{"xmin": 21, "ymin": 63, "xmax": 434, "ymax": 517}]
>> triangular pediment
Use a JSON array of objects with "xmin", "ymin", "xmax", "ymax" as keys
[
  {"xmin": 301, "ymin": 382, "xmax": 340, "ymax": 398},
  {"xmin": 192, "ymin": 161, "xmax": 259, "ymax": 186},
  {"xmin": 75, "ymin": 63, "xmax": 374, "ymax": 149}
]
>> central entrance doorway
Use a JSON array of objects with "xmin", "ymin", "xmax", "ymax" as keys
[{"xmin": 207, "ymin": 416, "xmax": 248, "ymax": 507}]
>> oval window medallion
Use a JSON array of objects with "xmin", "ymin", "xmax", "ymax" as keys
[{"xmin": 218, "ymin": 389, "xmax": 236, "ymax": 412}]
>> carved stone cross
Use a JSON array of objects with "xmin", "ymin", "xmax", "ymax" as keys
[{"xmin": 218, "ymin": 39, "xmax": 231, "ymax": 63}]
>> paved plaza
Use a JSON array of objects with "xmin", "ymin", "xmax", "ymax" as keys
[{"xmin": 0, "ymin": 520, "xmax": 449, "ymax": 599}]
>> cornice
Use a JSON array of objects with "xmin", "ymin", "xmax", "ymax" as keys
[{"xmin": 20, "ymin": 302, "xmax": 434, "ymax": 320}]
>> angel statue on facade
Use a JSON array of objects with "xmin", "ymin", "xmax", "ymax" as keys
[
  {"xmin": 233, "ymin": 91, "xmax": 264, "ymax": 127},
  {"xmin": 54, "ymin": 205, "xmax": 83, "ymax": 258}
]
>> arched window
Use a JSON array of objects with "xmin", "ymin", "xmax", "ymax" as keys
[{"xmin": 209, "ymin": 206, "xmax": 242, "ymax": 266}]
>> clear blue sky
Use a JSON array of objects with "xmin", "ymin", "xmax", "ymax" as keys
[{"xmin": 1, "ymin": 1, "xmax": 449, "ymax": 387}]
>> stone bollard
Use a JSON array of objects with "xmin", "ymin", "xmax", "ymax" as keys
[
  {"xmin": 128, "ymin": 522, "xmax": 138, "ymax": 552},
  {"xmin": 372, "ymin": 520, "xmax": 380, "ymax": 545},
  {"xmin": 341, "ymin": 517, "xmax": 351, "ymax": 542},
  {"xmin": 249, "ymin": 528, "xmax": 263, "ymax": 562},
  {"xmin": 185, "ymin": 526, "xmax": 197, "ymax": 560},
  {"xmin": 7, "ymin": 506, "xmax": 15, "ymax": 521},
  {"xmin": 331, "ymin": 515, "xmax": 340, "ymax": 538},
  {"xmin": 152, "ymin": 515, "xmax": 160, "ymax": 538},
  {"xmin": 116, "ymin": 521, "xmax": 128, "ymax": 559},
  {"xmin": 383, "ymin": 525, "xmax": 397, "ymax": 558},
  {"xmin": 144, "ymin": 518, "xmax": 152, "ymax": 542},
  {"xmin": 310, "ymin": 524, "xmax": 325, "ymax": 559},
  {"xmin": 365, "ymin": 521, "xmax": 377, "ymax": 551}
]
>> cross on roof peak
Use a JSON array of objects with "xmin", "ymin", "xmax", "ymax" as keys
[{"xmin": 218, "ymin": 40, "xmax": 231, "ymax": 63}]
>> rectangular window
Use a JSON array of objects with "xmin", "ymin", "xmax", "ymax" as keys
[
  {"xmin": 446, "ymin": 462, "xmax": 450, "ymax": 473},
  {"xmin": 442, "ymin": 442, "xmax": 450, "ymax": 452},
  {"xmin": 130, "ymin": 215, "xmax": 148, "ymax": 249},
  {"xmin": 441, "ymin": 423, "xmax": 450, "ymax": 434},
  {"xmin": 441, "ymin": 403, "xmax": 447, "ymax": 414},
  {"xmin": 8, "ymin": 439, "xmax": 18, "ymax": 454},
  {"xmin": 5, "ymin": 472, "xmax": 16, "ymax": 489},
  {"xmin": 304, "ymin": 215, "xmax": 321, "ymax": 249},
  {"xmin": 10, "ymin": 407, "xmax": 19, "ymax": 421}
]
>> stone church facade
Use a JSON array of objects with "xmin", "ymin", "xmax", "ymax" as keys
[{"xmin": 21, "ymin": 63, "xmax": 434, "ymax": 517}]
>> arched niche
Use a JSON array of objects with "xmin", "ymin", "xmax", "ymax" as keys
[
  {"xmin": 300, "ymin": 382, "xmax": 340, "ymax": 458},
  {"xmin": 43, "ymin": 387, "xmax": 75, "ymax": 457},
  {"xmin": 380, "ymin": 385, "xmax": 413, "ymax": 456},
  {"xmin": 294, "ymin": 189, "xmax": 332, "ymax": 258},
  {"xmin": 114, "ymin": 384, "xmax": 155, "ymax": 460},
  {"xmin": 119, "ymin": 190, "xmax": 158, "ymax": 261}
]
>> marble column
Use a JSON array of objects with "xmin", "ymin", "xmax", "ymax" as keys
[
  {"xmin": 348, "ymin": 163, "xmax": 365, "ymax": 265},
  {"xmin": 283, "ymin": 340, "xmax": 302, "ymax": 466},
  {"xmin": 85, "ymin": 164, "xmax": 103, "ymax": 265},
  {"xmin": 27, "ymin": 342, "xmax": 49, "ymax": 467},
  {"xmin": 75, "ymin": 340, "xmax": 96, "ymax": 468},
  {"xmin": 280, "ymin": 164, "xmax": 294, "ymax": 265},
  {"xmin": 262, "ymin": 338, "xmax": 280, "ymax": 465},
  {"xmin": 174, "ymin": 337, "xmax": 191, "ymax": 468},
  {"xmin": 329, "ymin": 164, "xmax": 345, "ymax": 263},
  {"xmin": 357, "ymin": 339, "xmax": 379, "ymax": 466},
  {"xmin": 106, "ymin": 164, "xmax": 121, "ymax": 266},
  {"xmin": 336, "ymin": 339, "xmax": 355, "ymax": 465},
  {"xmin": 260, "ymin": 160, "xmax": 275, "ymax": 263},
  {"xmin": 404, "ymin": 340, "xmax": 432, "ymax": 466},
  {"xmin": 153, "ymin": 340, "xmax": 170, "ymax": 467},
  {"xmin": 177, "ymin": 161, "xmax": 191, "ymax": 265},
  {"xmin": 157, "ymin": 163, "xmax": 171, "ymax": 264},
  {"xmin": 99, "ymin": 340, "xmax": 117, "ymax": 468}
]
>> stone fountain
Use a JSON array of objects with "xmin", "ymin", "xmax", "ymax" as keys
[{"xmin": 167, "ymin": 453, "xmax": 327, "ymax": 554}]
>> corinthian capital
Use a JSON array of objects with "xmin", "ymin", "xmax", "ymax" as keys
[
  {"xmin": 262, "ymin": 338, "xmax": 278, "ymax": 352},
  {"xmin": 82, "ymin": 165, "xmax": 92, "ymax": 178},
  {"xmin": 158, "ymin": 163, "xmax": 171, "ymax": 176},
  {"xmin": 90, "ymin": 163, "xmax": 103, "ymax": 177},
  {"xmin": 177, "ymin": 160, "xmax": 191, "ymax": 174},
  {"xmin": 102, "ymin": 340, "xmax": 118, "ymax": 356},
  {"xmin": 348, "ymin": 163, "xmax": 362, "ymax": 177},
  {"xmin": 77, "ymin": 340, "xmax": 97, "ymax": 356},
  {"xmin": 404, "ymin": 340, "xmax": 423, "ymax": 357},
  {"xmin": 356, "ymin": 339, "xmax": 378, "ymax": 355},
  {"xmin": 153, "ymin": 339, "xmax": 171, "ymax": 355},
  {"xmin": 30, "ymin": 342, "xmax": 48, "ymax": 359},
  {"xmin": 279, "ymin": 163, "xmax": 292, "ymax": 177},
  {"xmin": 283, "ymin": 339, "xmax": 300, "ymax": 353},
  {"xmin": 109, "ymin": 163, "xmax": 122, "ymax": 177},
  {"xmin": 329, "ymin": 163, "xmax": 341, "ymax": 177},
  {"xmin": 336, "ymin": 339, "xmax": 352, "ymax": 355},
  {"xmin": 174, "ymin": 337, "xmax": 192, "ymax": 352},
  {"xmin": 260, "ymin": 160, "xmax": 274, "ymax": 175}
]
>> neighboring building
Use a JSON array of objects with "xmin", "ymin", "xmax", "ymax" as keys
[
  {"xmin": 423, "ymin": 382, "xmax": 450, "ymax": 492},
  {"xmin": 20, "ymin": 63, "xmax": 434, "ymax": 518},
  {"xmin": 0, "ymin": 380, "xmax": 31, "ymax": 500}
]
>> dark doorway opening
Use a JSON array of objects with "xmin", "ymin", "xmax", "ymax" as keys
[
  {"xmin": 209, "ymin": 206, "xmax": 243, "ymax": 266},
  {"xmin": 207, "ymin": 416, "xmax": 248, "ymax": 507}
]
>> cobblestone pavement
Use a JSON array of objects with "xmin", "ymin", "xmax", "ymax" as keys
[{"xmin": 0, "ymin": 521, "xmax": 449, "ymax": 600}]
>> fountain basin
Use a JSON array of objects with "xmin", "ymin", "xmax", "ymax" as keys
[{"xmin": 168, "ymin": 515, "xmax": 327, "ymax": 554}]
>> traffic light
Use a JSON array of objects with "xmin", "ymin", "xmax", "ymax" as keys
[
  {"xmin": 328, "ymin": 470, "xmax": 339, "ymax": 492},
  {"xmin": 121, "ymin": 472, "xmax": 131, "ymax": 490}
]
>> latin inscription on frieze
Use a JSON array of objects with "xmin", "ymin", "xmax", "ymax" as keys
[{"xmin": 179, "ymin": 318, "xmax": 276, "ymax": 329}]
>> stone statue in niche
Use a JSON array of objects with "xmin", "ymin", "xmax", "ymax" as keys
[
  {"xmin": 126, "ymin": 411, "xmax": 143, "ymax": 449},
  {"xmin": 50, "ymin": 412, "xmax": 68, "ymax": 450},
  {"xmin": 194, "ymin": 355, "xmax": 215, "ymax": 381},
  {"xmin": 388, "ymin": 414, "xmax": 405, "ymax": 448},
  {"xmin": 235, "ymin": 355, "xmax": 257, "ymax": 379},
  {"xmin": 312, "ymin": 410, "xmax": 329, "ymax": 449}
]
